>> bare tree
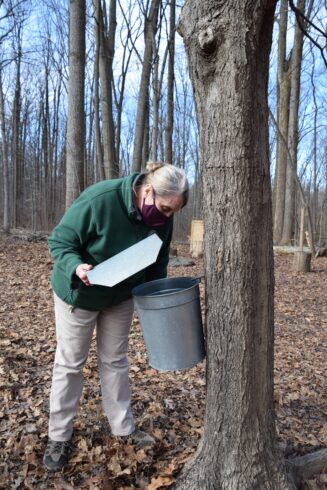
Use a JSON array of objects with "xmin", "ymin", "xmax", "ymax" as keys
[
  {"xmin": 0, "ymin": 67, "xmax": 10, "ymax": 232},
  {"xmin": 94, "ymin": 0, "xmax": 119, "ymax": 179},
  {"xmin": 310, "ymin": 50, "xmax": 318, "ymax": 234},
  {"xmin": 11, "ymin": 26, "xmax": 22, "ymax": 227},
  {"xmin": 150, "ymin": 6, "xmax": 168, "ymax": 162},
  {"xmin": 93, "ymin": 0, "xmax": 105, "ymax": 181},
  {"xmin": 164, "ymin": 0, "xmax": 175, "ymax": 164},
  {"xmin": 281, "ymin": 0, "xmax": 314, "ymax": 244},
  {"xmin": 273, "ymin": 0, "xmax": 314, "ymax": 245},
  {"xmin": 273, "ymin": 0, "xmax": 291, "ymax": 243},
  {"xmin": 65, "ymin": 0, "xmax": 86, "ymax": 209},
  {"xmin": 132, "ymin": 0, "xmax": 161, "ymax": 172},
  {"xmin": 114, "ymin": 0, "xmax": 143, "ymax": 169}
]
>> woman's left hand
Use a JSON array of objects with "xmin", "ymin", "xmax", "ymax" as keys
[{"xmin": 76, "ymin": 264, "xmax": 94, "ymax": 286}]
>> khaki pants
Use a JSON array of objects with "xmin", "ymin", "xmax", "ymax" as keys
[{"xmin": 48, "ymin": 293, "xmax": 135, "ymax": 441}]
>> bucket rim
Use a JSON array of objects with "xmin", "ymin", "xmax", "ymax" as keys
[{"xmin": 132, "ymin": 276, "xmax": 200, "ymax": 298}]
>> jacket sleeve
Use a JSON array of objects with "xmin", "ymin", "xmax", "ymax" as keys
[
  {"xmin": 144, "ymin": 222, "xmax": 173, "ymax": 282},
  {"xmin": 48, "ymin": 199, "xmax": 95, "ymax": 287}
]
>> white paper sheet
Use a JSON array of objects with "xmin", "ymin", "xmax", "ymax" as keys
[{"xmin": 86, "ymin": 233, "xmax": 163, "ymax": 287}]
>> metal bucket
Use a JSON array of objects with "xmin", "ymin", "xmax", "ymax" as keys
[{"xmin": 132, "ymin": 277, "xmax": 205, "ymax": 371}]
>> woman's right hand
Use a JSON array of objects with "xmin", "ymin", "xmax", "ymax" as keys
[{"xmin": 76, "ymin": 264, "xmax": 93, "ymax": 286}]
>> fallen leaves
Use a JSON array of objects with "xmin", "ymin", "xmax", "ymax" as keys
[
  {"xmin": 148, "ymin": 475, "xmax": 175, "ymax": 490},
  {"xmin": 274, "ymin": 254, "xmax": 327, "ymax": 455},
  {"xmin": 0, "ymin": 238, "xmax": 326, "ymax": 488}
]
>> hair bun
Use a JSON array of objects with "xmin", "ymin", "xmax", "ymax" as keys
[{"xmin": 145, "ymin": 161, "xmax": 165, "ymax": 173}]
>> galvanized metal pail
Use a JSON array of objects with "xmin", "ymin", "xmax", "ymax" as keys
[{"xmin": 132, "ymin": 277, "xmax": 205, "ymax": 371}]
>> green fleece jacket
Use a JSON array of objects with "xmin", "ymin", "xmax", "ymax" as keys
[{"xmin": 48, "ymin": 173, "xmax": 173, "ymax": 311}]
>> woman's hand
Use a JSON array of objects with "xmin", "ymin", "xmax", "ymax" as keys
[{"xmin": 76, "ymin": 264, "xmax": 93, "ymax": 286}]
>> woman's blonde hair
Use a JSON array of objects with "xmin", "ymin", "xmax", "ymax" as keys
[{"xmin": 144, "ymin": 161, "xmax": 189, "ymax": 206}]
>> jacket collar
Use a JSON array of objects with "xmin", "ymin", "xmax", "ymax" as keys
[{"xmin": 119, "ymin": 172, "xmax": 142, "ymax": 222}]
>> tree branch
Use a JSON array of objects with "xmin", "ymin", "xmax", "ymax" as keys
[{"xmin": 288, "ymin": 0, "xmax": 327, "ymax": 69}]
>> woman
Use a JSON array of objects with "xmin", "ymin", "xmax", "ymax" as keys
[{"xmin": 43, "ymin": 162, "xmax": 189, "ymax": 471}]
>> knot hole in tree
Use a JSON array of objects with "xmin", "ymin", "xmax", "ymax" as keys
[{"xmin": 198, "ymin": 27, "xmax": 217, "ymax": 55}]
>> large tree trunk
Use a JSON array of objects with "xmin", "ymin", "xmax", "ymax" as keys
[
  {"xmin": 176, "ymin": 1, "xmax": 294, "ymax": 488},
  {"xmin": 65, "ymin": 0, "xmax": 86, "ymax": 209},
  {"xmin": 131, "ymin": 0, "xmax": 160, "ymax": 172}
]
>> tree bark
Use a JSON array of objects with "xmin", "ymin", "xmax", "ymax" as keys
[
  {"xmin": 65, "ymin": 0, "xmax": 86, "ymax": 209},
  {"xmin": 176, "ymin": 1, "xmax": 294, "ymax": 488}
]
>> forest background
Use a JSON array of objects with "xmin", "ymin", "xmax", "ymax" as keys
[
  {"xmin": 0, "ymin": 0, "xmax": 326, "ymax": 246},
  {"xmin": 1, "ymin": 1, "xmax": 327, "ymax": 488}
]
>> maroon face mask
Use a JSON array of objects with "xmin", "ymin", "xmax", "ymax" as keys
[{"xmin": 140, "ymin": 197, "xmax": 170, "ymax": 228}]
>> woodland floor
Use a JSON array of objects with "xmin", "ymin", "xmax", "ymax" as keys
[{"xmin": 0, "ymin": 236, "xmax": 326, "ymax": 490}]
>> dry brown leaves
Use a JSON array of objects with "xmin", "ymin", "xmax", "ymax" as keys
[
  {"xmin": 274, "ymin": 253, "xmax": 327, "ymax": 456},
  {"xmin": 0, "ymin": 238, "xmax": 326, "ymax": 489}
]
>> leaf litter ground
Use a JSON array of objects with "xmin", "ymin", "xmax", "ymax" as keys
[{"xmin": 0, "ymin": 237, "xmax": 326, "ymax": 489}]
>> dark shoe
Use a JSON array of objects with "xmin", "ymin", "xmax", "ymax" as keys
[
  {"xmin": 43, "ymin": 439, "xmax": 72, "ymax": 471},
  {"xmin": 121, "ymin": 428, "xmax": 156, "ymax": 448}
]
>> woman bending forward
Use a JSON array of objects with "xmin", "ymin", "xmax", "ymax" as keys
[{"xmin": 43, "ymin": 162, "xmax": 189, "ymax": 471}]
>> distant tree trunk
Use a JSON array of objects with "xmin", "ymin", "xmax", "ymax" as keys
[
  {"xmin": 115, "ymin": 45, "xmax": 132, "ymax": 168},
  {"xmin": 107, "ymin": 0, "xmax": 118, "ymax": 175},
  {"xmin": 310, "ymin": 53, "xmax": 318, "ymax": 235},
  {"xmin": 42, "ymin": 60, "xmax": 51, "ymax": 226},
  {"xmin": 132, "ymin": 0, "xmax": 161, "ymax": 171},
  {"xmin": 93, "ymin": 3, "xmax": 105, "ymax": 181},
  {"xmin": 12, "ymin": 43, "xmax": 22, "ymax": 228},
  {"xmin": 165, "ymin": 0, "xmax": 175, "ymax": 164},
  {"xmin": 281, "ymin": 0, "xmax": 313, "ymax": 244},
  {"xmin": 150, "ymin": 31, "xmax": 168, "ymax": 161},
  {"xmin": 142, "ymin": 96, "xmax": 150, "ymax": 166},
  {"xmin": 176, "ymin": 0, "xmax": 295, "ymax": 488},
  {"xmin": 33, "ymin": 94, "xmax": 42, "ymax": 229},
  {"xmin": 21, "ymin": 98, "xmax": 30, "ymax": 225},
  {"xmin": 86, "ymin": 78, "xmax": 95, "ymax": 185},
  {"xmin": 95, "ymin": 0, "xmax": 119, "ymax": 179},
  {"xmin": 52, "ymin": 79, "xmax": 62, "ymax": 226},
  {"xmin": 150, "ymin": 40, "xmax": 160, "ymax": 161},
  {"xmin": 0, "ymin": 69, "xmax": 10, "ymax": 233},
  {"xmin": 65, "ymin": 0, "xmax": 86, "ymax": 209},
  {"xmin": 273, "ymin": 0, "xmax": 290, "ymax": 244},
  {"xmin": 114, "ymin": 0, "xmax": 141, "ymax": 169}
]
